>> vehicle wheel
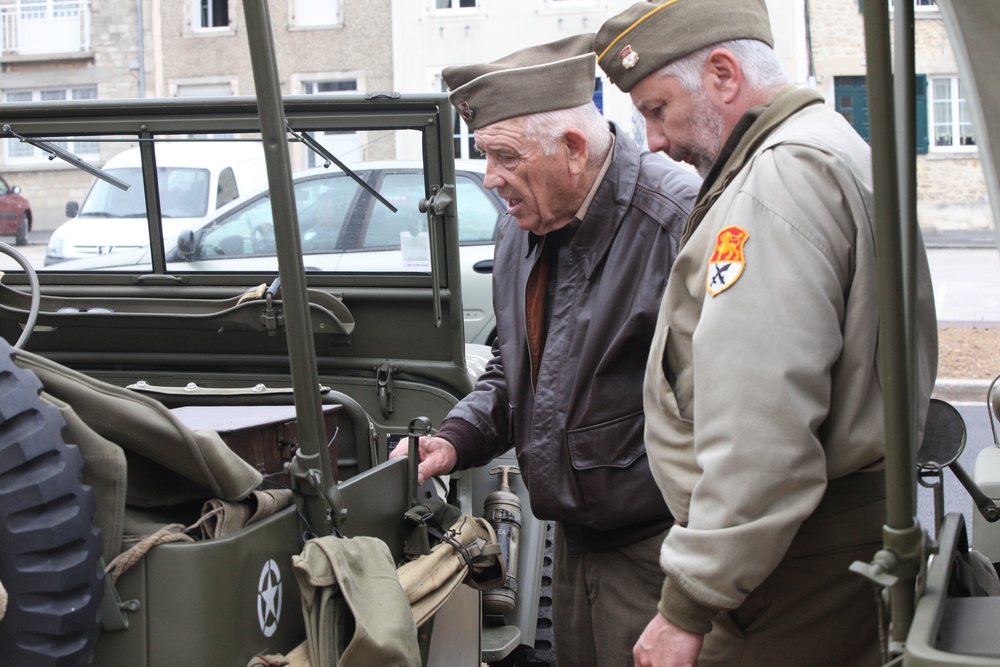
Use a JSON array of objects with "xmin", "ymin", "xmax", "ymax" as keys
[
  {"xmin": 14, "ymin": 212, "xmax": 29, "ymax": 247},
  {"xmin": 0, "ymin": 338, "xmax": 104, "ymax": 666}
]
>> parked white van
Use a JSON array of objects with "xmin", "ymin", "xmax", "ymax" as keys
[{"xmin": 44, "ymin": 142, "xmax": 267, "ymax": 265}]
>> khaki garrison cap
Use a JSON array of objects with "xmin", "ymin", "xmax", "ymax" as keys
[
  {"xmin": 595, "ymin": 0, "xmax": 773, "ymax": 93},
  {"xmin": 442, "ymin": 34, "xmax": 597, "ymax": 131}
]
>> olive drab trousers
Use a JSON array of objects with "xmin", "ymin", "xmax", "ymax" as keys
[{"xmin": 699, "ymin": 472, "xmax": 885, "ymax": 667}]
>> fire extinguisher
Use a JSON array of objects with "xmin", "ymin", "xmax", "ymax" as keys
[{"xmin": 482, "ymin": 465, "xmax": 521, "ymax": 617}]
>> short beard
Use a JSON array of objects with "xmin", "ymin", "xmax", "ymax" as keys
[{"xmin": 687, "ymin": 87, "xmax": 726, "ymax": 178}]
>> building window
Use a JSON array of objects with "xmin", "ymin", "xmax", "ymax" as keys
[
  {"xmin": 435, "ymin": 0, "xmax": 477, "ymax": 9},
  {"xmin": 302, "ymin": 80, "xmax": 361, "ymax": 167},
  {"xmin": 868, "ymin": 1, "xmax": 938, "ymax": 11},
  {"xmin": 3, "ymin": 87, "xmax": 99, "ymax": 162},
  {"xmin": 930, "ymin": 76, "xmax": 976, "ymax": 150},
  {"xmin": 176, "ymin": 82, "xmax": 234, "ymax": 97},
  {"xmin": 834, "ymin": 74, "xmax": 929, "ymax": 154},
  {"xmin": 436, "ymin": 75, "xmax": 478, "ymax": 161},
  {"xmin": 292, "ymin": 0, "xmax": 343, "ymax": 27},
  {"xmin": 196, "ymin": 0, "xmax": 229, "ymax": 30},
  {"xmin": 545, "ymin": 0, "xmax": 599, "ymax": 7}
]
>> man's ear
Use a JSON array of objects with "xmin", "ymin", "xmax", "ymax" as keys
[
  {"xmin": 704, "ymin": 48, "xmax": 741, "ymax": 104},
  {"xmin": 563, "ymin": 128, "xmax": 589, "ymax": 175}
]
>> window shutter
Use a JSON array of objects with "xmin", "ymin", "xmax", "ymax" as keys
[
  {"xmin": 915, "ymin": 74, "xmax": 929, "ymax": 154},
  {"xmin": 835, "ymin": 76, "xmax": 870, "ymax": 142}
]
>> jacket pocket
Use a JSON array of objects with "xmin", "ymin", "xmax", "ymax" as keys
[
  {"xmin": 565, "ymin": 410, "xmax": 669, "ymax": 530},
  {"xmin": 567, "ymin": 410, "xmax": 646, "ymax": 469}
]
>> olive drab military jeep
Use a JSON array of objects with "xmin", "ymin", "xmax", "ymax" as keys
[
  {"xmin": 850, "ymin": 0, "xmax": 1000, "ymax": 664},
  {"xmin": 0, "ymin": 2, "xmax": 553, "ymax": 666}
]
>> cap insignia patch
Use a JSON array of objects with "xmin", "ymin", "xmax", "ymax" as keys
[
  {"xmin": 619, "ymin": 45, "xmax": 639, "ymax": 70},
  {"xmin": 706, "ymin": 226, "xmax": 749, "ymax": 296},
  {"xmin": 458, "ymin": 101, "xmax": 474, "ymax": 122}
]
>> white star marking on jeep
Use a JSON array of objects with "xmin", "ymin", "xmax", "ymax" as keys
[{"xmin": 257, "ymin": 559, "xmax": 282, "ymax": 637}]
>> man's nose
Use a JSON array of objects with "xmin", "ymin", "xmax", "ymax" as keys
[
  {"xmin": 483, "ymin": 162, "xmax": 505, "ymax": 190},
  {"xmin": 645, "ymin": 124, "xmax": 669, "ymax": 154}
]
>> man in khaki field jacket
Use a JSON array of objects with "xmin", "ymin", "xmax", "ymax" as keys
[{"xmin": 595, "ymin": 2, "xmax": 938, "ymax": 666}]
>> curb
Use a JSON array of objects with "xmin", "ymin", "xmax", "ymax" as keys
[{"xmin": 932, "ymin": 378, "xmax": 992, "ymax": 404}]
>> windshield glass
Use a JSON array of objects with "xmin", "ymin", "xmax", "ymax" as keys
[
  {"xmin": 80, "ymin": 167, "xmax": 211, "ymax": 218},
  {"xmin": 0, "ymin": 105, "xmax": 497, "ymax": 280}
]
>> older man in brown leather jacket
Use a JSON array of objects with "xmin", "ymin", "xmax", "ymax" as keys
[{"xmin": 390, "ymin": 34, "xmax": 700, "ymax": 665}]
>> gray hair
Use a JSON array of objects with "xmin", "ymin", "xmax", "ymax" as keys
[
  {"xmin": 656, "ymin": 39, "xmax": 787, "ymax": 94},
  {"xmin": 521, "ymin": 102, "xmax": 613, "ymax": 169}
]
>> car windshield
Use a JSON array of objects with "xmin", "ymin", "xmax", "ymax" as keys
[{"xmin": 80, "ymin": 167, "xmax": 211, "ymax": 218}]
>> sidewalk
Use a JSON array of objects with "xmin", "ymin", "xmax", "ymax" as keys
[{"xmin": 925, "ymin": 230, "xmax": 999, "ymax": 402}]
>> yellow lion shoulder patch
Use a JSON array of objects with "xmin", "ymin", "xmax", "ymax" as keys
[{"xmin": 706, "ymin": 226, "xmax": 749, "ymax": 296}]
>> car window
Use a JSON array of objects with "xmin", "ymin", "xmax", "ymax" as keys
[
  {"xmin": 0, "ymin": 177, "xmax": 9, "ymax": 195},
  {"xmin": 216, "ymin": 167, "xmax": 238, "ymax": 208},
  {"xmin": 159, "ymin": 168, "xmax": 211, "ymax": 217},
  {"xmin": 362, "ymin": 172, "xmax": 427, "ymax": 250},
  {"xmin": 300, "ymin": 174, "xmax": 363, "ymax": 252},
  {"xmin": 197, "ymin": 192, "xmax": 273, "ymax": 257},
  {"xmin": 194, "ymin": 172, "xmax": 363, "ymax": 259},
  {"xmin": 82, "ymin": 167, "xmax": 211, "ymax": 219},
  {"xmin": 456, "ymin": 174, "xmax": 499, "ymax": 243}
]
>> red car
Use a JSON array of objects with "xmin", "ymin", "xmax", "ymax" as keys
[{"xmin": 0, "ymin": 174, "xmax": 31, "ymax": 246}]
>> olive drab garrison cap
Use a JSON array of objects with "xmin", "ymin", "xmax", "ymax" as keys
[
  {"xmin": 442, "ymin": 33, "xmax": 598, "ymax": 131},
  {"xmin": 595, "ymin": 0, "xmax": 774, "ymax": 93}
]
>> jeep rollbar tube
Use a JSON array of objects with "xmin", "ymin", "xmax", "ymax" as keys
[{"xmin": 241, "ymin": 0, "xmax": 340, "ymax": 536}]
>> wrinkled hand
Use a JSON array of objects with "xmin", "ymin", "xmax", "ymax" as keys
[
  {"xmin": 634, "ymin": 614, "xmax": 703, "ymax": 667},
  {"xmin": 387, "ymin": 435, "xmax": 457, "ymax": 485}
]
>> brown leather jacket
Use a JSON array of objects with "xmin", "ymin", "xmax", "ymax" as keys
[{"xmin": 438, "ymin": 126, "xmax": 700, "ymax": 550}]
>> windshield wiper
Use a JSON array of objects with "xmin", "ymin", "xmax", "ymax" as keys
[
  {"xmin": 285, "ymin": 121, "xmax": 397, "ymax": 214},
  {"xmin": 3, "ymin": 124, "xmax": 131, "ymax": 192}
]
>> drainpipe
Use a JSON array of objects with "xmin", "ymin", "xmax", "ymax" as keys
[{"xmin": 136, "ymin": 0, "xmax": 145, "ymax": 97}]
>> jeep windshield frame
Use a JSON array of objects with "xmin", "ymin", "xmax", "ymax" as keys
[{"xmin": 0, "ymin": 7, "xmax": 471, "ymax": 535}]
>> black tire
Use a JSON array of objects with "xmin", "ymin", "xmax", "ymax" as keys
[
  {"xmin": 0, "ymin": 339, "xmax": 103, "ymax": 666},
  {"xmin": 14, "ymin": 212, "xmax": 29, "ymax": 247}
]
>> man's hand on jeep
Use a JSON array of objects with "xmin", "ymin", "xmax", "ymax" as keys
[{"xmin": 388, "ymin": 435, "xmax": 458, "ymax": 485}]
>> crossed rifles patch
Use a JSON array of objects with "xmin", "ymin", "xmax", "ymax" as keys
[{"xmin": 706, "ymin": 225, "xmax": 749, "ymax": 296}]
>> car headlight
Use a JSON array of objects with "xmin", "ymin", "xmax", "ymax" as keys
[{"xmin": 46, "ymin": 234, "xmax": 64, "ymax": 258}]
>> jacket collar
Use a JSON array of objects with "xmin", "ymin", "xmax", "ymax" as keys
[
  {"xmin": 569, "ymin": 122, "xmax": 641, "ymax": 279},
  {"xmin": 682, "ymin": 86, "xmax": 825, "ymax": 245}
]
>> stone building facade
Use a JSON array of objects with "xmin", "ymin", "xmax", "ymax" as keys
[
  {"xmin": 0, "ymin": 0, "xmax": 992, "ymax": 234},
  {"xmin": 809, "ymin": 0, "xmax": 991, "ymax": 231},
  {"xmin": 0, "ymin": 0, "xmax": 393, "ymax": 229},
  {"xmin": 0, "ymin": 0, "xmax": 144, "ymax": 225}
]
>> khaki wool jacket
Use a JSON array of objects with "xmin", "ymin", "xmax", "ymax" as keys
[
  {"xmin": 439, "ymin": 125, "xmax": 700, "ymax": 549},
  {"xmin": 643, "ymin": 92, "xmax": 938, "ymax": 623}
]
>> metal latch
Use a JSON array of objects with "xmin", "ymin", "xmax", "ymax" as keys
[
  {"xmin": 376, "ymin": 360, "xmax": 397, "ymax": 418},
  {"xmin": 418, "ymin": 184, "xmax": 455, "ymax": 216},
  {"xmin": 260, "ymin": 288, "xmax": 284, "ymax": 335}
]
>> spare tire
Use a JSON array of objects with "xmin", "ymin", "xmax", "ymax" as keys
[{"xmin": 0, "ymin": 338, "xmax": 103, "ymax": 666}]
